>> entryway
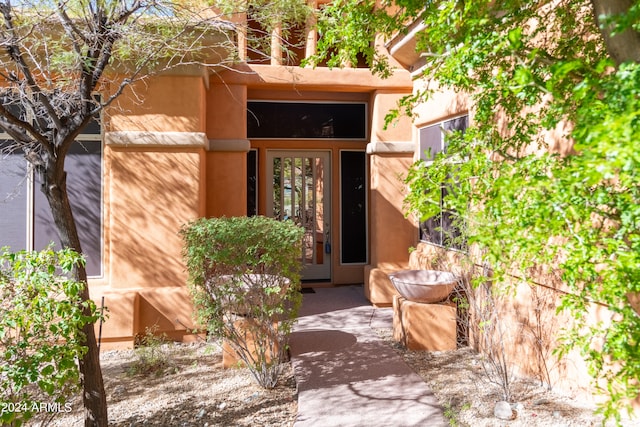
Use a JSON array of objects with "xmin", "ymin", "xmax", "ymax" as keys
[{"xmin": 266, "ymin": 150, "xmax": 331, "ymax": 281}]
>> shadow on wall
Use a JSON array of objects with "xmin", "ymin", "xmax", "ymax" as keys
[
  {"xmin": 511, "ymin": 282, "xmax": 565, "ymax": 389},
  {"xmin": 137, "ymin": 288, "xmax": 199, "ymax": 340},
  {"xmin": 411, "ymin": 242, "xmax": 605, "ymax": 402},
  {"xmin": 95, "ymin": 287, "xmax": 200, "ymax": 348},
  {"xmin": 109, "ymin": 147, "xmax": 202, "ymax": 289},
  {"xmin": 370, "ymin": 192, "xmax": 413, "ymax": 262}
]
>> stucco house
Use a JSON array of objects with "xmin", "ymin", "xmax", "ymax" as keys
[
  {"xmin": 0, "ymin": 2, "xmax": 637, "ymax": 415},
  {"xmin": 0, "ymin": 4, "xmax": 418, "ymax": 349}
]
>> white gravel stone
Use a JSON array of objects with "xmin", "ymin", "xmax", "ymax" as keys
[{"xmin": 494, "ymin": 401, "xmax": 514, "ymax": 420}]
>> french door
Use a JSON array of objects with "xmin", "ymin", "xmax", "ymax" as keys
[{"xmin": 266, "ymin": 151, "xmax": 331, "ymax": 281}]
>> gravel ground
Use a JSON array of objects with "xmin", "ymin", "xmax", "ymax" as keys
[
  {"xmin": 377, "ymin": 329, "xmax": 635, "ymax": 427},
  {"xmin": 28, "ymin": 332, "xmax": 636, "ymax": 427},
  {"xmin": 34, "ymin": 342, "xmax": 297, "ymax": 427}
]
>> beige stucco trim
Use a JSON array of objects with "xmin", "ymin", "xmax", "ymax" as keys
[
  {"xmin": 207, "ymin": 138, "xmax": 251, "ymax": 152},
  {"xmin": 387, "ymin": 20, "xmax": 427, "ymax": 73},
  {"xmin": 366, "ymin": 141, "xmax": 414, "ymax": 154},
  {"xmin": 105, "ymin": 131, "xmax": 208, "ymax": 147},
  {"xmin": 213, "ymin": 64, "xmax": 413, "ymax": 91}
]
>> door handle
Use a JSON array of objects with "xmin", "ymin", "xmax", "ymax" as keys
[{"xmin": 324, "ymin": 229, "xmax": 331, "ymax": 254}]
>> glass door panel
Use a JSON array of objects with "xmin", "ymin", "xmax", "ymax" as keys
[{"xmin": 267, "ymin": 151, "xmax": 330, "ymax": 281}]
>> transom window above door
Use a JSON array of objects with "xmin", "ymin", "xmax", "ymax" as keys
[{"xmin": 247, "ymin": 101, "xmax": 367, "ymax": 139}]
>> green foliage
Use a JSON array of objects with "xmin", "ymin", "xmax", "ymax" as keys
[
  {"xmin": 127, "ymin": 325, "xmax": 175, "ymax": 377},
  {"xmin": 316, "ymin": 0, "xmax": 640, "ymax": 420},
  {"xmin": 213, "ymin": 0, "xmax": 311, "ymax": 64},
  {"xmin": 213, "ymin": 0, "xmax": 310, "ymax": 30},
  {"xmin": 305, "ymin": 0, "xmax": 404, "ymax": 76},
  {"xmin": 180, "ymin": 216, "xmax": 305, "ymax": 388},
  {"xmin": 442, "ymin": 399, "xmax": 471, "ymax": 427},
  {"xmin": 407, "ymin": 4, "xmax": 639, "ymax": 422},
  {"xmin": 0, "ymin": 246, "xmax": 101, "ymax": 426}
]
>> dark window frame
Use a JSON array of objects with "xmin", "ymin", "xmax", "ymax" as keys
[
  {"xmin": 0, "ymin": 117, "xmax": 103, "ymax": 277},
  {"xmin": 418, "ymin": 115, "xmax": 468, "ymax": 251},
  {"xmin": 247, "ymin": 149, "xmax": 258, "ymax": 216},
  {"xmin": 247, "ymin": 101, "xmax": 368, "ymax": 140},
  {"xmin": 340, "ymin": 149, "xmax": 368, "ymax": 264}
]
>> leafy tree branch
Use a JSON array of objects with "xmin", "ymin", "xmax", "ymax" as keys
[{"xmin": 314, "ymin": 0, "xmax": 640, "ymax": 421}]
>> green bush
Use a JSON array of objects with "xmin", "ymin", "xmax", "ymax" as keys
[
  {"xmin": 127, "ymin": 325, "xmax": 175, "ymax": 377},
  {"xmin": 0, "ymin": 246, "xmax": 102, "ymax": 426},
  {"xmin": 180, "ymin": 216, "xmax": 304, "ymax": 388}
]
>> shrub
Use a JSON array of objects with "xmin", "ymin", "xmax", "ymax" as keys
[
  {"xmin": 0, "ymin": 246, "xmax": 101, "ymax": 426},
  {"xmin": 127, "ymin": 325, "xmax": 174, "ymax": 377},
  {"xmin": 180, "ymin": 216, "xmax": 304, "ymax": 388}
]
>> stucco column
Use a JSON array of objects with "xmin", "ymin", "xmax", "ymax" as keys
[
  {"xmin": 271, "ymin": 24, "xmax": 283, "ymax": 65},
  {"xmin": 367, "ymin": 142, "xmax": 417, "ymax": 267},
  {"xmin": 305, "ymin": 0, "xmax": 318, "ymax": 61},
  {"xmin": 206, "ymin": 139, "xmax": 251, "ymax": 217},
  {"xmin": 206, "ymin": 83, "xmax": 249, "ymax": 217},
  {"xmin": 365, "ymin": 90, "xmax": 416, "ymax": 305},
  {"xmin": 365, "ymin": 143, "xmax": 417, "ymax": 305},
  {"xmin": 99, "ymin": 131, "xmax": 207, "ymax": 347}
]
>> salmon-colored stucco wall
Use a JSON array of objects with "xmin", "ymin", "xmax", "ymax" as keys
[
  {"xmin": 370, "ymin": 90, "xmax": 413, "ymax": 143},
  {"xmin": 207, "ymin": 84, "xmax": 246, "ymax": 139},
  {"xmin": 364, "ymin": 151, "xmax": 417, "ymax": 305},
  {"xmin": 364, "ymin": 90, "xmax": 416, "ymax": 298},
  {"xmin": 107, "ymin": 148, "xmax": 203, "ymax": 289},
  {"xmin": 213, "ymin": 64, "xmax": 412, "ymax": 93},
  {"xmin": 92, "ymin": 143, "xmax": 204, "ymax": 348},
  {"xmin": 205, "ymin": 83, "xmax": 249, "ymax": 217},
  {"xmin": 92, "ymin": 291, "xmax": 139, "ymax": 349},
  {"xmin": 368, "ymin": 153, "xmax": 417, "ymax": 268},
  {"xmin": 108, "ymin": 75, "xmax": 206, "ymax": 132},
  {"xmin": 89, "ymin": 73, "xmax": 209, "ymax": 348},
  {"xmin": 412, "ymin": 81, "xmax": 469, "ymax": 130},
  {"xmin": 206, "ymin": 151, "xmax": 247, "ymax": 217}
]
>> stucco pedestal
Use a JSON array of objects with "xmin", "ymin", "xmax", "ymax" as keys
[
  {"xmin": 392, "ymin": 295, "xmax": 457, "ymax": 351},
  {"xmin": 364, "ymin": 266, "xmax": 401, "ymax": 307},
  {"xmin": 221, "ymin": 318, "xmax": 280, "ymax": 368}
]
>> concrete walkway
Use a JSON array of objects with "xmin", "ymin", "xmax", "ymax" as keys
[{"xmin": 289, "ymin": 285, "xmax": 447, "ymax": 427}]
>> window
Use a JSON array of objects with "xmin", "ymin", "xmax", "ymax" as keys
[
  {"xmin": 247, "ymin": 101, "xmax": 367, "ymax": 139},
  {"xmin": 247, "ymin": 149, "xmax": 258, "ymax": 216},
  {"xmin": 0, "ymin": 119, "xmax": 103, "ymax": 276},
  {"xmin": 340, "ymin": 150, "xmax": 367, "ymax": 264},
  {"xmin": 418, "ymin": 115, "xmax": 468, "ymax": 250}
]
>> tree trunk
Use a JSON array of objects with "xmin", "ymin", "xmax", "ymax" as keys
[
  {"xmin": 42, "ymin": 164, "xmax": 108, "ymax": 427},
  {"xmin": 591, "ymin": 0, "xmax": 640, "ymax": 65}
]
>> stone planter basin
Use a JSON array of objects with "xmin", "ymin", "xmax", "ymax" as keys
[
  {"xmin": 206, "ymin": 273, "xmax": 290, "ymax": 316},
  {"xmin": 389, "ymin": 270, "xmax": 458, "ymax": 303}
]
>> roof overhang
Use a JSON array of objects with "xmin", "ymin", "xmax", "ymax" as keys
[{"xmin": 386, "ymin": 19, "xmax": 427, "ymax": 74}]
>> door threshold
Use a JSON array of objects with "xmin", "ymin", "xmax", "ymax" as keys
[{"xmin": 302, "ymin": 279, "xmax": 332, "ymax": 288}]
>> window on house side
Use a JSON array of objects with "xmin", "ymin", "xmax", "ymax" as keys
[
  {"xmin": 0, "ymin": 119, "xmax": 103, "ymax": 277},
  {"xmin": 418, "ymin": 115, "xmax": 468, "ymax": 250}
]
